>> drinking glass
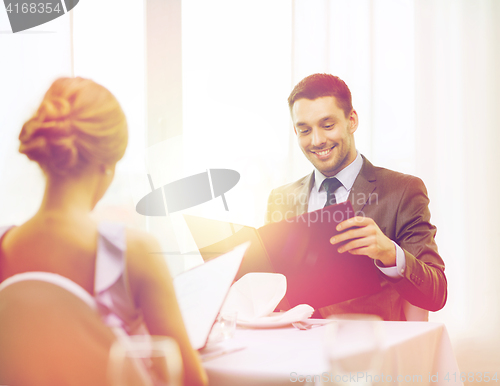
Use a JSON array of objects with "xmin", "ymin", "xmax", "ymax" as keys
[
  {"xmin": 108, "ymin": 335, "xmax": 183, "ymax": 386},
  {"xmin": 324, "ymin": 315, "xmax": 384, "ymax": 386},
  {"xmin": 208, "ymin": 311, "xmax": 238, "ymax": 344}
]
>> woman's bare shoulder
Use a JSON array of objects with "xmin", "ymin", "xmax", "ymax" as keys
[
  {"xmin": 124, "ymin": 228, "xmax": 173, "ymax": 310},
  {"xmin": 124, "ymin": 228, "xmax": 169, "ymax": 284},
  {"xmin": 125, "ymin": 228, "xmax": 161, "ymax": 255}
]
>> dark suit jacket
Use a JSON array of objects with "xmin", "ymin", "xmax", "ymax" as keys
[{"xmin": 265, "ymin": 156, "xmax": 447, "ymax": 321}]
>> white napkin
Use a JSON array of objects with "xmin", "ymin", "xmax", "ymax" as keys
[
  {"xmin": 241, "ymin": 304, "xmax": 315, "ymax": 325},
  {"xmin": 221, "ymin": 273, "xmax": 314, "ymax": 324}
]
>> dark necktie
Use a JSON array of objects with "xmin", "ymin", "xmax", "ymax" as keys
[{"xmin": 322, "ymin": 177, "xmax": 343, "ymax": 207}]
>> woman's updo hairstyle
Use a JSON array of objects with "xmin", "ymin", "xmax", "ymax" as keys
[{"xmin": 19, "ymin": 77, "xmax": 128, "ymax": 176}]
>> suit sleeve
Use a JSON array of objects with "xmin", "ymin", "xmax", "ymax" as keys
[{"xmin": 388, "ymin": 177, "xmax": 447, "ymax": 311}]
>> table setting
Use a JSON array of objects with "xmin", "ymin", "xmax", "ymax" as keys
[{"xmin": 200, "ymin": 273, "xmax": 463, "ymax": 386}]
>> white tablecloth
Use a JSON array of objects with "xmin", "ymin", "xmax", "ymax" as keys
[{"xmin": 202, "ymin": 321, "xmax": 462, "ymax": 386}]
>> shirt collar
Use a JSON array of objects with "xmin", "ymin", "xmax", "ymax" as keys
[{"xmin": 312, "ymin": 151, "xmax": 363, "ymax": 193}]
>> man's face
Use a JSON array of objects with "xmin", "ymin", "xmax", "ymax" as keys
[{"xmin": 292, "ymin": 96, "xmax": 358, "ymax": 177}]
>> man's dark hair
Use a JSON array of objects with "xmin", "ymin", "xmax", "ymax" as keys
[{"xmin": 287, "ymin": 73, "xmax": 353, "ymax": 117}]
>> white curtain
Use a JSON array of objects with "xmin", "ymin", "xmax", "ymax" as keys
[
  {"xmin": 292, "ymin": 0, "xmax": 416, "ymax": 177},
  {"xmin": 0, "ymin": 0, "xmax": 147, "ymax": 222},
  {"xmin": 0, "ymin": 12, "xmax": 72, "ymax": 224},
  {"xmin": 414, "ymin": 0, "xmax": 500, "ymax": 341},
  {"xmin": 176, "ymin": 0, "xmax": 293, "ymax": 269}
]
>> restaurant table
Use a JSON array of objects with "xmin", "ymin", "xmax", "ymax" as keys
[{"xmin": 202, "ymin": 321, "xmax": 463, "ymax": 386}]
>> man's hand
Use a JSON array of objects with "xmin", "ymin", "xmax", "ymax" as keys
[{"xmin": 330, "ymin": 216, "xmax": 396, "ymax": 266}]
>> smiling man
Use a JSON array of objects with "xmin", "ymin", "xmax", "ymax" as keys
[{"xmin": 266, "ymin": 73, "xmax": 447, "ymax": 321}]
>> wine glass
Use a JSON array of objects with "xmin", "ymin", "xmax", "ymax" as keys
[
  {"xmin": 324, "ymin": 314, "xmax": 384, "ymax": 386},
  {"xmin": 108, "ymin": 335, "xmax": 183, "ymax": 386}
]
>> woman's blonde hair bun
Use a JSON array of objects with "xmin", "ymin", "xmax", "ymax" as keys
[{"xmin": 19, "ymin": 77, "xmax": 128, "ymax": 176}]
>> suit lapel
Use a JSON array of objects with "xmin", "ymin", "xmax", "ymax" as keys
[
  {"xmin": 287, "ymin": 158, "xmax": 376, "ymax": 218},
  {"xmin": 291, "ymin": 173, "xmax": 314, "ymax": 216},
  {"xmin": 349, "ymin": 156, "xmax": 377, "ymax": 215}
]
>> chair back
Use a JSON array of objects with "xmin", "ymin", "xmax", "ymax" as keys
[
  {"xmin": 108, "ymin": 335, "xmax": 183, "ymax": 386},
  {"xmin": 0, "ymin": 272, "xmax": 183, "ymax": 385},
  {"xmin": 403, "ymin": 300, "xmax": 429, "ymax": 321},
  {"xmin": 0, "ymin": 272, "xmax": 116, "ymax": 386}
]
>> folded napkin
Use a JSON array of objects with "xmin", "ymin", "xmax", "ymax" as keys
[{"xmin": 221, "ymin": 272, "xmax": 314, "ymax": 324}]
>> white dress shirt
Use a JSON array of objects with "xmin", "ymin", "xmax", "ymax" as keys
[{"xmin": 307, "ymin": 152, "xmax": 405, "ymax": 278}]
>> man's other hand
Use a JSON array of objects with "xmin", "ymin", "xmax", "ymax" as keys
[{"xmin": 330, "ymin": 216, "xmax": 396, "ymax": 266}]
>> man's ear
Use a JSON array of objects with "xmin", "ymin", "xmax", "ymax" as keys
[
  {"xmin": 293, "ymin": 126, "xmax": 297, "ymax": 135},
  {"xmin": 349, "ymin": 110, "xmax": 359, "ymax": 134}
]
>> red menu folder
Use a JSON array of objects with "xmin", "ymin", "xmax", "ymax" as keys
[
  {"xmin": 258, "ymin": 201, "xmax": 382, "ymax": 309},
  {"xmin": 184, "ymin": 201, "xmax": 382, "ymax": 310}
]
